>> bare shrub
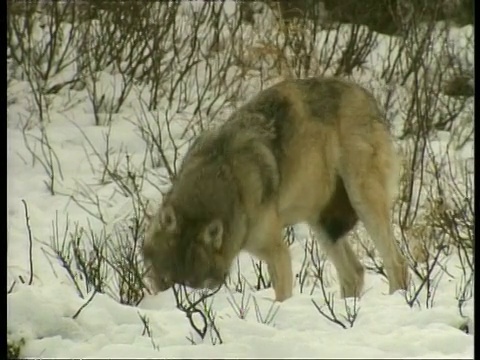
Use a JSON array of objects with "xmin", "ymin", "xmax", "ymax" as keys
[
  {"xmin": 173, "ymin": 286, "xmax": 223, "ymax": 345},
  {"xmin": 244, "ymin": 6, "xmax": 379, "ymax": 81},
  {"xmin": 134, "ymin": 100, "xmax": 185, "ymax": 180},
  {"xmin": 105, "ymin": 209, "xmax": 151, "ymax": 306},
  {"xmin": 8, "ymin": 2, "xmax": 85, "ymax": 123},
  {"xmin": 226, "ymin": 284, "xmax": 252, "ymax": 320},
  {"xmin": 138, "ymin": 312, "xmax": 160, "ymax": 351},
  {"xmin": 45, "ymin": 211, "xmax": 150, "ymax": 306},
  {"xmin": 21, "ymin": 122, "xmax": 64, "ymax": 195},
  {"xmin": 46, "ymin": 215, "xmax": 108, "ymax": 298},
  {"xmin": 251, "ymin": 259, "xmax": 273, "ymax": 292},
  {"xmin": 383, "ymin": 8, "xmax": 474, "ymax": 309},
  {"xmin": 390, "ymin": 13, "xmax": 471, "ymax": 243},
  {"xmin": 307, "ymin": 237, "xmax": 360, "ymax": 328},
  {"xmin": 252, "ymin": 296, "xmax": 280, "ymax": 326},
  {"xmin": 75, "ymin": 2, "xmax": 170, "ymax": 121}
]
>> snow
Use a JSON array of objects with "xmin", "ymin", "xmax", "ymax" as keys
[
  {"xmin": 7, "ymin": 2, "xmax": 473, "ymax": 359},
  {"xmin": 7, "ymin": 279, "xmax": 474, "ymax": 358}
]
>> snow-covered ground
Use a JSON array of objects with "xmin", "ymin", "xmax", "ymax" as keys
[{"xmin": 7, "ymin": 2, "xmax": 474, "ymax": 358}]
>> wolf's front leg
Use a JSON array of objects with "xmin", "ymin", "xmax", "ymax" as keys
[{"xmin": 253, "ymin": 239, "xmax": 293, "ymax": 302}]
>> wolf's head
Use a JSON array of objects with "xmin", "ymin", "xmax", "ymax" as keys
[
  {"xmin": 142, "ymin": 195, "xmax": 238, "ymax": 293},
  {"xmin": 141, "ymin": 126, "xmax": 261, "ymax": 293}
]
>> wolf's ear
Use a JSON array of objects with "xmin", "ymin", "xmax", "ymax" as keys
[
  {"xmin": 159, "ymin": 205, "xmax": 176, "ymax": 232},
  {"xmin": 203, "ymin": 219, "xmax": 223, "ymax": 250}
]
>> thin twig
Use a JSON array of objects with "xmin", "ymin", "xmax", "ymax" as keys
[
  {"xmin": 72, "ymin": 290, "xmax": 98, "ymax": 320},
  {"xmin": 21, "ymin": 199, "xmax": 34, "ymax": 286}
]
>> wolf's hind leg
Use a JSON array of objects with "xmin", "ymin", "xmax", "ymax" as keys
[
  {"xmin": 339, "ymin": 137, "xmax": 409, "ymax": 294},
  {"xmin": 314, "ymin": 231, "xmax": 365, "ymax": 298},
  {"xmin": 311, "ymin": 177, "xmax": 364, "ymax": 298}
]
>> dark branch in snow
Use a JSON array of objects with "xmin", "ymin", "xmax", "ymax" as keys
[
  {"xmin": 72, "ymin": 289, "xmax": 98, "ymax": 320},
  {"xmin": 21, "ymin": 199, "xmax": 35, "ymax": 286}
]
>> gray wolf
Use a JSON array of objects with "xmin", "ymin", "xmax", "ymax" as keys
[{"xmin": 142, "ymin": 76, "xmax": 409, "ymax": 301}]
